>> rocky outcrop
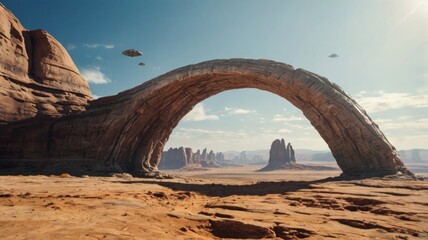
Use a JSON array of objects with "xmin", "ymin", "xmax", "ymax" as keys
[
  {"xmin": 259, "ymin": 139, "xmax": 335, "ymax": 171},
  {"xmin": 159, "ymin": 147, "xmax": 189, "ymax": 169},
  {"xmin": 201, "ymin": 149, "xmax": 208, "ymax": 160},
  {"xmin": 269, "ymin": 139, "xmax": 287, "ymax": 166},
  {"xmin": 215, "ymin": 152, "xmax": 225, "ymax": 162},
  {"xmin": 193, "ymin": 150, "xmax": 202, "ymax": 165},
  {"xmin": 159, "ymin": 147, "xmax": 224, "ymax": 169},
  {"xmin": 259, "ymin": 139, "xmax": 296, "ymax": 170},
  {"xmin": 207, "ymin": 150, "xmax": 215, "ymax": 161},
  {"xmin": 287, "ymin": 143, "xmax": 296, "ymax": 163},
  {"xmin": 0, "ymin": 4, "xmax": 92, "ymax": 124},
  {"xmin": 201, "ymin": 149, "xmax": 221, "ymax": 168},
  {"xmin": 185, "ymin": 148, "xmax": 193, "ymax": 164},
  {"xmin": 0, "ymin": 4, "xmax": 412, "ymax": 177}
]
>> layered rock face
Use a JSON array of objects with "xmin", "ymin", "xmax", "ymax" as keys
[
  {"xmin": 259, "ymin": 139, "xmax": 296, "ymax": 170},
  {"xmin": 0, "ymin": 3, "xmax": 92, "ymax": 124},
  {"xmin": 0, "ymin": 4, "xmax": 411, "ymax": 177},
  {"xmin": 158, "ymin": 147, "xmax": 187, "ymax": 169}
]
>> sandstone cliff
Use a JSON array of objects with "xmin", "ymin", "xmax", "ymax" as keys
[{"xmin": 0, "ymin": 3, "xmax": 92, "ymax": 124}]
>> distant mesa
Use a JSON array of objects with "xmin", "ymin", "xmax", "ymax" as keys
[
  {"xmin": 122, "ymin": 49, "xmax": 143, "ymax": 57},
  {"xmin": 158, "ymin": 147, "xmax": 238, "ymax": 170},
  {"xmin": 258, "ymin": 139, "xmax": 336, "ymax": 171},
  {"xmin": 399, "ymin": 149, "xmax": 428, "ymax": 163}
]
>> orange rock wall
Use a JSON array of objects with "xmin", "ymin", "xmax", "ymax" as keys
[{"xmin": 0, "ymin": 3, "xmax": 92, "ymax": 124}]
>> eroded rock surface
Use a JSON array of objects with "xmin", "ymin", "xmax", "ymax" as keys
[
  {"xmin": 0, "ymin": 4, "xmax": 92, "ymax": 124},
  {"xmin": 1, "ymin": 174, "xmax": 426, "ymax": 239}
]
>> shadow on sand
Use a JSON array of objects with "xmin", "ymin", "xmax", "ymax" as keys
[{"xmin": 115, "ymin": 177, "xmax": 342, "ymax": 197}]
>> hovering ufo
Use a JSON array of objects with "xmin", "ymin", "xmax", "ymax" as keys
[
  {"xmin": 122, "ymin": 49, "xmax": 143, "ymax": 57},
  {"xmin": 138, "ymin": 62, "xmax": 146, "ymax": 67},
  {"xmin": 328, "ymin": 53, "xmax": 339, "ymax": 58}
]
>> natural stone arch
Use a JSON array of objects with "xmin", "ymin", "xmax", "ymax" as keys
[
  {"xmin": 1, "ymin": 59, "xmax": 410, "ymax": 177},
  {"xmin": 0, "ymin": 4, "xmax": 410, "ymax": 177}
]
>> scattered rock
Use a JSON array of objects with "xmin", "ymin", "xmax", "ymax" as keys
[
  {"xmin": 152, "ymin": 192, "xmax": 168, "ymax": 199},
  {"xmin": 59, "ymin": 173, "xmax": 72, "ymax": 178},
  {"xmin": 111, "ymin": 173, "xmax": 133, "ymax": 179},
  {"xmin": 273, "ymin": 225, "xmax": 316, "ymax": 239}
]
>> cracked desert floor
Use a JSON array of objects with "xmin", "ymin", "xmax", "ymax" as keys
[{"xmin": 0, "ymin": 166, "xmax": 427, "ymax": 240}]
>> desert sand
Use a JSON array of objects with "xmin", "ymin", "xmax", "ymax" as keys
[{"xmin": 0, "ymin": 166, "xmax": 427, "ymax": 240}]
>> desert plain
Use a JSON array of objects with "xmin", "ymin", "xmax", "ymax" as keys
[{"xmin": 0, "ymin": 165, "xmax": 427, "ymax": 240}]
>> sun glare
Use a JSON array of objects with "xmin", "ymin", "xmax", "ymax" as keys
[{"xmin": 394, "ymin": 0, "xmax": 427, "ymax": 29}]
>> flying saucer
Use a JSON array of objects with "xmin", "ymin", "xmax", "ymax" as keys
[
  {"xmin": 328, "ymin": 54, "xmax": 339, "ymax": 58},
  {"xmin": 122, "ymin": 49, "xmax": 143, "ymax": 57}
]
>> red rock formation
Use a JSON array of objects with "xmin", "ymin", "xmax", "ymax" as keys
[
  {"xmin": 287, "ymin": 143, "xmax": 296, "ymax": 163},
  {"xmin": 207, "ymin": 150, "xmax": 215, "ymax": 161},
  {"xmin": 158, "ymin": 147, "xmax": 187, "ymax": 169},
  {"xmin": 0, "ymin": 4, "xmax": 92, "ymax": 124},
  {"xmin": 0, "ymin": 4, "xmax": 412, "ymax": 177},
  {"xmin": 201, "ymin": 148, "xmax": 208, "ymax": 160},
  {"xmin": 159, "ymin": 147, "xmax": 223, "ymax": 169},
  {"xmin": 185, "ymin": 148, "xmax": 193, "ymax": 164},
  {"xmin": 259, "ymin": 139, "xmax": 337, "ymax": 171},
  {"xmin": 269, "ymin": 139, "xmax": 287, "ymax": 167},
  {"xmin": 260, "ymin": 139, "xmax": 296, "ymax": 170},
  {"xmin": 193, "ymin": 150, "xmax": 202, "ymax": 165}
]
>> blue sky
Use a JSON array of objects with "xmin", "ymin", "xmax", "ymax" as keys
[{"xmin": 4, "ymin": 0, "xmax": 427, "ymax": 151}]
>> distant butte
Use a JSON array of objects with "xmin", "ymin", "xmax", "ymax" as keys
[
  {"xmin": 0, "ymin": 3, "xmax": 414, "ymax": 178},
  {"xmin": 258, "ymin": 139, "xmax": 335, "ymax": 171}
]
